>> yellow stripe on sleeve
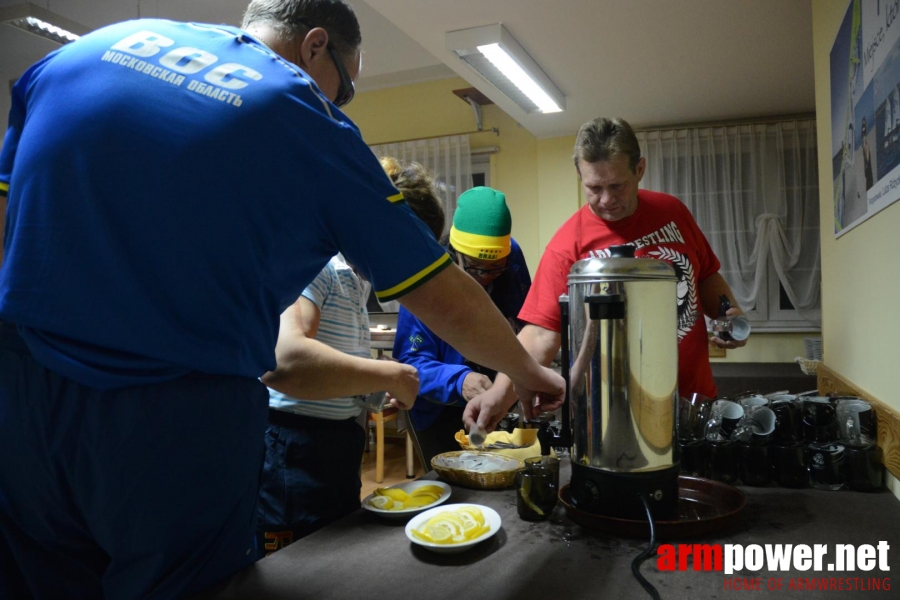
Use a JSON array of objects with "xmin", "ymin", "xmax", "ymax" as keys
[
  {"xmin": 387, "ymin": 192, "xmax": 404, "ymax": 203},
  {"xmin": 375, "ymin": 254, "xmax": 452, "ymax": 302},
  {"xmin": 0, "ymin": 181, "xmax": 8, "ymax": 196}
]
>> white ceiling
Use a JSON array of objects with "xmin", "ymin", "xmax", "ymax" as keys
[{"xmin": 0, "ymin": 0, "xmax": 816, "ymax": 139}]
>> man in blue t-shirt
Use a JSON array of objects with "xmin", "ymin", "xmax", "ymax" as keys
[{"xmin": 0, "ymin": 1, "xmax": 564, "ymax": 597}]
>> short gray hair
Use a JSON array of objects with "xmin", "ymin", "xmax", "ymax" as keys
[
  {"xmin": 573, "ymin": 117, "xmax": 642, "ymax": 173},
  {"xmin": 242, "ymin": 0, "xmax": 361, "ymax": 57}
]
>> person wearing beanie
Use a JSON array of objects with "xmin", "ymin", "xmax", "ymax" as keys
[
  {"xmin": 448, "ymin": 187, "xmax": 512, "ymax": 261},
  {"xmin": 393, "ymin": 187, "xmax": 532, "ymax": 467}
]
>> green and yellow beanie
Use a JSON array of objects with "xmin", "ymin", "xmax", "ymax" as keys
[{"xmin": 449, "ymin": 187, "xmax": 512, "ymax": 260}]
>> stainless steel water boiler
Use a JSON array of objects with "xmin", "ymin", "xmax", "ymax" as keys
[{"xmin": 562, "ymin": 244, "xmax": 680, "ymax": 520}]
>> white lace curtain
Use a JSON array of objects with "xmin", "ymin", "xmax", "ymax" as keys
[
  {"xmin": 637, "ymin": 120, "xmax": 820, "ymax": 322},
  {"xmin": 369, "ymin": 134, "xmax": 473, "ymax": 237}
]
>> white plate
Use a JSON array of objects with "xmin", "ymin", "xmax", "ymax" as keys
[
  {"xmin": 361, "ymin": 480, "xmax": 451, "ymax": 519},
  {"xmin": 404, "ymin": 503, "xmax": 501, "ymax": 554}
]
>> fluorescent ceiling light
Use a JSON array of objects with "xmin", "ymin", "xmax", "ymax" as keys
[
  {"xmin": 446, "ymin": 24, "xmax": 565, "ymax": 115},
  {"xmin": 476, "ymin": 43, "xmax": 561, "ymax": 114},
  {"xmin": 0, "ymin": 2, "xmax": 88, "ymax": 45}
]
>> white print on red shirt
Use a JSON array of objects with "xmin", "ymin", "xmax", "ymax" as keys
[{"xmin": 646, "ymin": 246, "xmax": 697, "ymax": 341}]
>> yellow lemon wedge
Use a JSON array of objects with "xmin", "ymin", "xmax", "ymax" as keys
[
  {"xmin": 424, "ymin": 524, "xmax": 454, "ymax": 543},
  {"xmin": 413, "ymin": 506, "xmax": 491, "ymax": 545},
  {"xmin": 375, "ymin": 487, "xmax": 409, "ymax": 502},
  {"xmin": 410, "ymin": 491, "xmax": 440, "ymax": 502},
  {"xmin": 411, "ymin": 485, "xmax": 445, "ymax": 497},
  {"xmin": 464, "ymin": 524, "xmax": 491, "ymax": 541},
  {"xmin": 456, "ymin": 513, "xmax": 480, "ymax": 532},
  {"xmin": 410, "ymin": 529, "xmax": 435, "ymax": 543},
  {"xmin": 369, "ymin": 495, "xmax": 394, "ymax": 510},
  {"xmin": 425, "ymin": 514, "xmax": 466, "ymax": 542},
  {"xmin": 456, "ymin": 506, "xmax": 485, "ymax": 527},
  {"xmin": 518, "ymin": 477, "xmax": 544, "ymax": 516},
  {"xmin": 401, "ymin": 496, "xmax": 435, "ymax": 509},
  {"xmin": 426, "ymin": 512, "xmax": 465, "ymax": 529}
]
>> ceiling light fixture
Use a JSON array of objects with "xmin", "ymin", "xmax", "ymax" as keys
[
  {"xmin": 446, "ymin": 24, "xmax": 565, "ymax": 115},
  {"xmin": 0, "ymin": 2, "xmax": 88, "ymax": 45}
]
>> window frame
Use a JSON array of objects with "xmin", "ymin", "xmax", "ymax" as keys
[{"xmin": 470, "ymin": 154, "xmax": 491, "ymax": 188}]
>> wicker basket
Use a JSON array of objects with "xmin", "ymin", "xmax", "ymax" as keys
[
  {"xmin": 430, "ymin": 451, "xmax": 523, "ymax": 489},
  {"xmin": 795, "ymin": 357, "xmax": 821, "ymax": 376}
]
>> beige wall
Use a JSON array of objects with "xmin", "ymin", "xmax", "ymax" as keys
[
  {"xmin": 710, "ymin": 333, "xmax": 810, "ymax": 364},
  {"xmin": 812, "ymin": 1, "xmax": 900, "ymax": 413},
  {"xmin": 537, "ymin": 135, "xmax": 581, "ymax": 250},
  {"xmin": 345, "ymin": 76, "xmax": 571, "ymax": 272},
  {"xmin": 347, "ymin": 77, "xmax": 807, "ymax": 364}
]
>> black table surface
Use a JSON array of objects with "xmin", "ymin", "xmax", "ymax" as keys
[{"xmin": 207, "ymin": 461, "xmax": 900, "ymax": 600}]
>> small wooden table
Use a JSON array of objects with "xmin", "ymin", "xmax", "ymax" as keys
[{"xmin": 369, "ymin": 328, "xmax": 396, "ymax": 358}]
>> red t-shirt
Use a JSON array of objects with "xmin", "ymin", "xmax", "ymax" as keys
[{"xmin": 519, "ymin": 189, "xmax": 720, "ymax": 398}]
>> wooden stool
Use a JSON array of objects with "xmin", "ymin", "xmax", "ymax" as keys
[{"xmin": 367, "ymin": 407, "xmax": 415, "ymax": 483}]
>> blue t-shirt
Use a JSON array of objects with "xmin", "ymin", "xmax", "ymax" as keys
[{"xmin": 0, "ymin": 19, "xmax": 449, "ymax": 389}]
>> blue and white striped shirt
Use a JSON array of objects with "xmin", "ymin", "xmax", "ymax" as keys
[{"xmin": 268, "ymin": 255, "xmax": 371, "ymax": 420}]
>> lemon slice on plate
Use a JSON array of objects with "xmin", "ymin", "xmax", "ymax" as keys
[
  {"xmin": 402, "ymin": 496, "xmax": 436, "ymax": 509},
  {"xmin": 409, "ymin": 492, "xmax": 440, "ymax": 503},
  {"xmin": 411, "ymin": 485, "xmax": 445, "ymax": 498},
  {"xmin": 425, "ymin": 513, "xmax": 466, "ymax": 542},
  {"xmin": 425, "ymin": 524, "xmax": 456, "ymax": 543},
  {"xmin": 362, "ymin": 481, "xmax": 451, "ymax": 518},
  {"xmin": 405, "ymin": 504, "xmax": 501, "ymax": 553},
  {"xmin": 375, "ymin": 487, "xmax": 410, "ymax": 502},
  {"xmin": 464, "ymin": 524, "xmax": 491, "ymax": 541},
  {"xmin": 369, "ymin": 495, "xmax": 394, "ymax": 510},
  {"xmin": 456, "ymin": 507, "xmax": 485, "ymax": 529}
]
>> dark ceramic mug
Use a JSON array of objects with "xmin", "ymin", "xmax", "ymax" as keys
[{"xmin": 845, "ymin": 444, "xmax": 883, "ymax": 492}]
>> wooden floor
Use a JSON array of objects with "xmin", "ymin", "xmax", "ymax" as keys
[{"xmin": 359, "ymin": 436, "xmax": 426, "ymax": 499}]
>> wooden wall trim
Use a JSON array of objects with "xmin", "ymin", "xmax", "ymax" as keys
[{"xmin": 817, "ymin": 364, "xmax": 900, "ymax": 481}]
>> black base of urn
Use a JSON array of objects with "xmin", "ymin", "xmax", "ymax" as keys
[{"xmin": 569, "ymin": 462, "xmax": 680, "ymax": 521}]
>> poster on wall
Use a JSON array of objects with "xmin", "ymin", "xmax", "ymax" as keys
[{"xmin": 831, "ymin": 0, "xmax": 900, "ymax": 237}]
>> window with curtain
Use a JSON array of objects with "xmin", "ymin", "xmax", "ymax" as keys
[
  {"xmin": 369, "ymin": 134, "xmax": 474, "ymax": 237},
  {"xmin": 637, "ymin": 120, "xmax": 820, "ymax": 330},
  {"xmin": 368, "ymin": 134, "xmax": 473, "ymax": 312}
]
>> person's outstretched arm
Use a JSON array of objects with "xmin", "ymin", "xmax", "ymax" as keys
[
  {"xmin": 698, "ymin": 273, "xmax": 748, "ymax": 350},
  {"xmin": 462, "ymin": 323, "xmax": 563, "ymax": 430},
  {"xmin": 261, "ymin": 296, "xmax": 420, "ymax": 409},
  {"xmin": 398, "ymin": 266, "xmax": 565, "ymax": 429}
]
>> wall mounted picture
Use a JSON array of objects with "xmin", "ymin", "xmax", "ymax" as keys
[{"xmin": 831, "ymin": 0, "xmax": 900, "ymax": 237}]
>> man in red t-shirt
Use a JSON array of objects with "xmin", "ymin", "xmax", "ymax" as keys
[{"xmin": 464, "ymin": 117, "xmax": 748, "ymax": 430}]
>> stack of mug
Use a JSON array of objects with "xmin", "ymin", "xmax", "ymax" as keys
[{"xmin": 677, "ymin": 392, "xmax": 882, "ymax": 491}]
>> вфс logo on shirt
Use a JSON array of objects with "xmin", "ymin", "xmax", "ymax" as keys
[{"xmin": 100, "ymin": 30, "xmax": 263, "ymax": 107}]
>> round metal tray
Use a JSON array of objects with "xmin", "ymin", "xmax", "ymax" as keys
[{"xmin": 560, "ymin": 475, "xmax": 746, "ymax": 540}]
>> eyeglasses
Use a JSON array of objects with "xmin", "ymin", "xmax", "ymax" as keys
[
  {"xmin": 297, "ymin": 18, "xmax": 355, "ymax": 108},
  {"xmin": 460, "ymin": 256, "xmax": 508, "ymax": 276},
  {"xmin": 326, "ymin": 44, "xmax": 355, "ymax": 108}
]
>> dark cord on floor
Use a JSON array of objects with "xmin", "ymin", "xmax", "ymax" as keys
[{"xmin": 631, "ymin": 495, "xmax": 661, "ymax": 600}]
